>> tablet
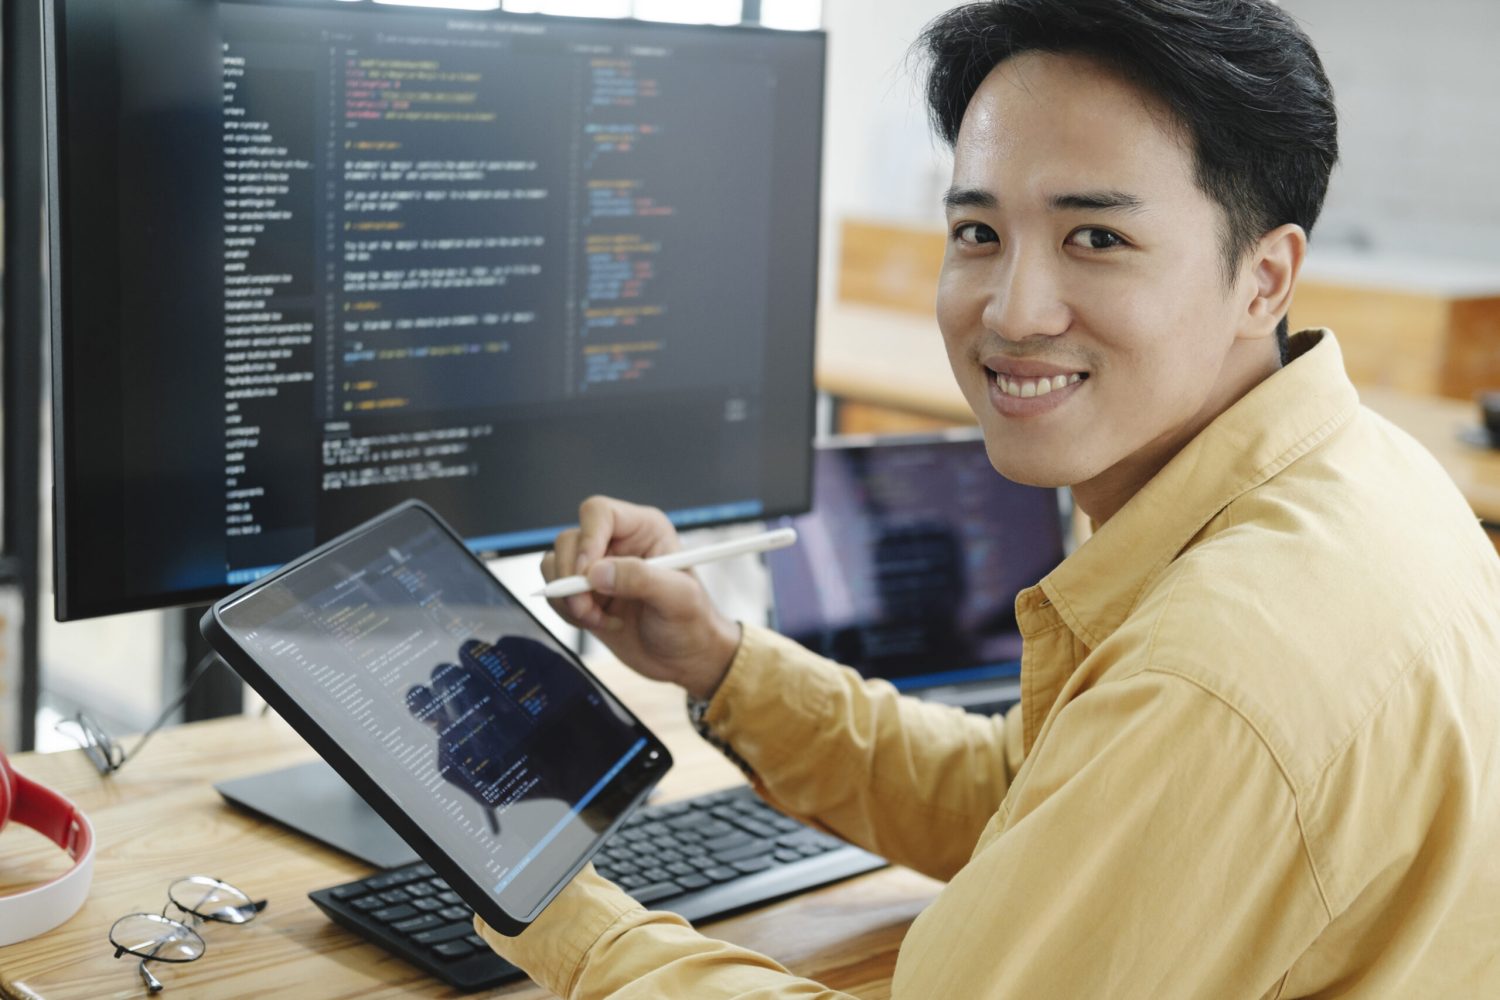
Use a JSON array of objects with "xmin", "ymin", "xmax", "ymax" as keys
[{"xmin": 200, "ymin": 500, "xmax": 672, "ymax": 935}]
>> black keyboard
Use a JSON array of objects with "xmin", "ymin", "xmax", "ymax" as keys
[{"xmin": 309, "ymin": 785, "xmax": 887, "ymax": 991}]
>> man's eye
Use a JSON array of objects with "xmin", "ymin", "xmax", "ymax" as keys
[
  {"xmin": 1066, "ymin": 227, "xmax": 1126, "ymax": 250},
  {"xmin": 953, "ymin": 222, "xmax": 998, "ymax": 245}
]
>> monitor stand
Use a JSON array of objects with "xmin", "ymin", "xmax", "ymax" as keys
[{"xmin": 215, "ymin": 760, "xmax": 419, "ymax": 869}]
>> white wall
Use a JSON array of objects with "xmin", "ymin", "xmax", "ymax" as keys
[
  {"xmin": 818, "ymin": 0, "xmax": 956, "ymax": 300},
  {"xmin": 1282, "ymin": 0, "xmax": 1500, "ymax": 263}
]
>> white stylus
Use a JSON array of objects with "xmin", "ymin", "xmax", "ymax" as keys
[{"xmin": 532, "ymin": 526, "xmax": 798, "ymax": 599}]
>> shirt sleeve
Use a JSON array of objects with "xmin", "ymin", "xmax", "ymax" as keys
[
  {"xmin": 475, "ymin": 865, "xmax": 856, "ymax": 999},
  {"xmin": 890, "ymin": 668, "xmax": 1332, "ymax": 999},
  {"xmin": 703, "ymin": 623, "xmax": 1026, "ymax": 881}
]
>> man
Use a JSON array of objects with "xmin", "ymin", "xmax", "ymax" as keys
[{"xmin": 477, "ymin": 1, "xmax": 1500, "ymax": 995}]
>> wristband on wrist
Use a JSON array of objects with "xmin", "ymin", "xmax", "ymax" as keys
[{"xmin": 685, "ymin": 693, "xmax": 755, "ymax": 778}]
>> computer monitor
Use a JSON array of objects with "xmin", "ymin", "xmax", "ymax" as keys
[
  {"xmin": 766, "ymin": 432, "xmax": 1069, "ymax": 691},
  {"xmin": 45, "ymin": 0, "xmax": 824, "ymax": 620}
]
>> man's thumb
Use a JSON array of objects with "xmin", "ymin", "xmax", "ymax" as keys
[{"xmin": 588, "ymin": 557, "xmax": 694, "ymax": 606}]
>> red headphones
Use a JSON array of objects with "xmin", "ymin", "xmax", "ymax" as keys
[{"xmin": 0, "ymin": 748, "xmax": 95, "ymax": 947}]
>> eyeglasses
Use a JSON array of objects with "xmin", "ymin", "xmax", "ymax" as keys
[{"xmin": 108, "ymin": 876, "xmax": 268, "ymax": 993}]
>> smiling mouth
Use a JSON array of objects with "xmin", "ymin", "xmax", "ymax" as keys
[{"xmin": 990, "ymin": 371, "xmax": 1088, "ymax": 399}]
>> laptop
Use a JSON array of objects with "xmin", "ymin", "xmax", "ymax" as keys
[{"xmin": 766, "ymin": 430, "xmax": 1070, "ymax": 716}]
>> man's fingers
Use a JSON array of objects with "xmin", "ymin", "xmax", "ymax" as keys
[
  {"xmin": 586, "ymin": 556, "xmax": 699, "ymax": 615},
  {"xmin": 549, "ymin": 528, "xmax": 580, "ymax": 582},
  {"xmin": 575, "ymin": 496, "xmax": 627, "ymax": 573},
  {"xmin": 576, "ymin": 496, "xmax": 680, "ymax": 572}
]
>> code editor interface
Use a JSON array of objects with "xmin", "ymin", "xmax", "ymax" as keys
[{"xmin": 56, "ymin": 2, "xmax": 821, "ymax": 613}]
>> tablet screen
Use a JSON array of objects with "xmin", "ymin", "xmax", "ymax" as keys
[{"xmin": 212, "ymin": 503, "xmax": 666, "ymax": 923}]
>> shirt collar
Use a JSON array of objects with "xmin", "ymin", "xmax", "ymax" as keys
[{"xmin": 1032, "ymin": 329, "xmax": 1359, "ymax": 652}]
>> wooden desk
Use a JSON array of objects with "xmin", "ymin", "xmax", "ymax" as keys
[
  {"xmin": 0, "ymin": 661, "xmax": 940, "ymax": 999},
  {"xmin": 815, "ymin": 304, "xmax": 1500, "ymax": 526}
]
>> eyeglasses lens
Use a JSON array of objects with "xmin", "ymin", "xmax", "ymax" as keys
[
  {"xmin": 108, "ymin": 914, "xmax": 205, "ymax": 962},
  {"xmin": 167, "ymin": 876, "xmax": 264, "ymax": 924}
]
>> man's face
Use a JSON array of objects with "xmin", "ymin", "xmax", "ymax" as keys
[{"xmin": 937, "ymin": 52, "xmax": 1272, "ymax": 517}]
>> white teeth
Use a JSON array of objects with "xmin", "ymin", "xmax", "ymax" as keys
[{"xmin": 993, "ymin": 371, "xmax": 1084, "ymax": 399}]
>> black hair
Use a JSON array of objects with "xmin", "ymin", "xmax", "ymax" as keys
[{"xmin": 917, "ymin": 0, "xmax": 1339, "ymax": 362}]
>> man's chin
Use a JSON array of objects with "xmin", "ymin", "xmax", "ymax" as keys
[{"xmin": 983, "ymin": 447, "xmax": 1083, "ymax": 490}]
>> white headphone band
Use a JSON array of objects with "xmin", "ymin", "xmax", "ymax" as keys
[{"xmin": 0, "ymin": 767, "xmax": 96, "ymax": 947}]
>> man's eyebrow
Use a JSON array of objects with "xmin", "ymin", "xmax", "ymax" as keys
[
  {"xmin": 1050, "ymin": 190, "xmax": 1145, "ymax": 213},
  {"xmin": 942, "ymin": 187, "xmax": 1147, "ymax": 214},
  {"xmin": 942, "ymin": 187, "xmax": 997, "ymax": 211}
]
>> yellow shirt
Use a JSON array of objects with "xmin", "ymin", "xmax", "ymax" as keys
[{"xmin": 478, "ymin": 331, "xmax": 1500, "ymax": 998}]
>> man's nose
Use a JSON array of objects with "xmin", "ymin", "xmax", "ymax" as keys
[{"xmin": 980, "ymin": 250, "xmax": 1070, "ymax": 341}]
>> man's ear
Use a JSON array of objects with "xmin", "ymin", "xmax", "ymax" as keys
[{"xmin": 1241, "ymin": 223, "xmax": 1306, "ymax": 341}]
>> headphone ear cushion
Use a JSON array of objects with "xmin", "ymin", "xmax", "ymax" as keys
[{"xmin": 0, "ymin": 750, "xmax": 13, "ymax": 833}]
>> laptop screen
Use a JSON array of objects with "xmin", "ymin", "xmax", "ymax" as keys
[{"xmin": 767, "ymin": 433, "xmax": 1067, "ymax": 690}]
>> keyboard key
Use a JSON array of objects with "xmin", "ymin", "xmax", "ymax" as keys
[
  {"xmin": 329, "ymin": 884, "xmax": 366, "ymax": 901},
  {"xmin": 437, "ymin": 891, "xmax": 463, "ymax": 906},
  {"xmin": 413, "ymin": 922, "xmax": 474, "ymax": 946},
  {"xmin": 352, "ymin": 896, "xmax": 385, "ymax": 912},
  {"xmin": 393, "ymin": 914, "xmax": 444, "ymax": 934},
  {"xmin": 716, "ymin": 840, "xmax": 776, "ymax": 864},
  {"xmin": 365, "ymin": 870, "xmax": 423, "ymax": 892},
  {"xmin": 732, "ymin": 856, "xmax": 774, "ymax": 875},
  {"xmin": 413, "ymin": 898, "xmax": 445, "ymax": 913},
  {"xmin": 774, "ymin": 848, "xmax": 804, "ymax": 864},
  {"xmin": 732, "ymin": 817, "xmax": 780, "ymax": 839},
  {"xmin": 378, "ymin": 888, "xmax": 413, "ymax": 905},
  {"xmin": 439, "ymin": 905, "xmax": 471, "ymax": 921},
  {"xmin": 675, "ymin": 873, "xmax": 711, "ymax": 890},
  {"xmin": 703, "ymin": 866, "xmax": 740, "ymax": 883},
  {"xmin": 778, "ymin": 830, "xmax": 841, "ymax": 852},
  {"xmin": 372, "ymin": 904, "xmax": 417, "ymax": 923},
  {"xmin": 433, "ymin": 940, "xmax": 474, "ymax": 960},
  {"xmin": 464, "ymin": 933, "xmax": 487, "ymax": 949},
  {"xmin": 630, "ymin": 881, "xmax": 680, "ymax": 905},
  {"xmin": 406, "ymin": 882, "xmax": 436, "ymax": 898},
  {"xmin": 703, "ymin": 831, "xmax": 754, "ymax": 853},
  {"xmin": 696, "ymin": 820, "xmax": 735, "ymax": 838}
]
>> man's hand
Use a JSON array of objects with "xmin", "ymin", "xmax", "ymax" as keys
[{"xmin": 542, "ymin": 496, "xmax": 741, "ymax": 700}]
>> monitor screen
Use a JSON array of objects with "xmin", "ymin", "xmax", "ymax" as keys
[
  {"xmin": 766, "ymin": 434, "xmax": 1068, "ymax": 689},
  {"xmin": 46, "ymin": 0, "xmax": 824, "ymax": 619}
]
